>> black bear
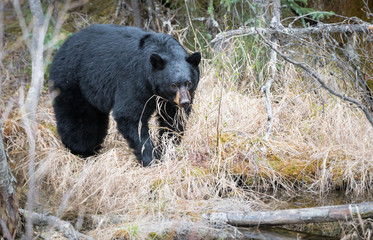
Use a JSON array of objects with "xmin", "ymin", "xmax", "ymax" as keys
[{"xmin": 49, "ymin": 24, "xmax": 201, "ymax": 166}]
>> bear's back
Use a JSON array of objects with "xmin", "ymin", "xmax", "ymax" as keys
[{"xmin": 49, "ymin": 24, "xmax": 189, "ymax": 113}]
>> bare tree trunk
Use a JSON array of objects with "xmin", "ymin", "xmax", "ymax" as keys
[
  {"xmin": 130, "ymin": 0, "xmax": 142, "ymax": 27},
  {"xmin": 6, "ymin": 1, "xmax": 84, "ymax": 238},
  {"xmin": 26, "ymin": 0, "xmax": 50, "ymax": 118},
  {"xmin": 0, "ymin": 125, "xmax": 19, "ymax": 239},
  {"xmin": 262, "ymin": 0, "xmax": 280, "ymax": 141},
  {"xmin": 146, "ymin": 0, "xmax": 156, "ymax": 30},
  {"xmin": 24, "ymin": 0, "xmax": 50, "ymax": 238}
]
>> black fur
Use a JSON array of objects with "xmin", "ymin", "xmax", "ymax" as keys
[{"xmin": 49, "ymin": 24, "xmax": 201, "ymax": 166}]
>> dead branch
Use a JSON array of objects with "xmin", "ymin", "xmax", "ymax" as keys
[
  {"xmin": 262, "ymin": 0, "xmax": 280, "ymax": 141},
  {"xmin": 12, "ymin": 0, "xmax": 32, "ymax": 51},
  {"xmin": 23, "ymin": 0, "xmax": 51, "ymax": 236},
  {"xmin": 44, "ymin": 0, "xmax": 88, "ymax": 66},
  {"xmin": 26, "ymin": 0, "xmax": 52, "ymax": 117},
  {"xmin": 206, "ymin": 202, "xmax": 373, "ymax": 227},
  {"xmin": 255, "ymin": 28, "xmax": 373, "ymax": 128},
  {"xmin": 145, "ymin": 0, "xmax": 156, "ymax": 30},
  {"xmin": 211, "ymin": 23, "xmax": 373, "ymax": 45},
  {"xmin": 19, "ymin": 209, "xmax": 94, "ymax": 240}
]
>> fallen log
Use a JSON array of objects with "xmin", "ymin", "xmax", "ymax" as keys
[
  {"xmin": 237, "ymin": 227, "xmax": 340, "ymax": 240},
  {"xmin": 205, "ymin": 202, "xmax": 373, "ymax": 227},
  {"xmin": 19, "ymin": 209, "xmax": 93, "ymax": 240}
]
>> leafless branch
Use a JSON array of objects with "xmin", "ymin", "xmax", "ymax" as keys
[
  {"xmin": 145, "ymin": 0, "xmax": 156, "ymax": 30},
  {"xmin": 19, "ymin": 209, "xmax": 94, "ymax": 240},
  {"xmin": 211, "ymin": 23, "xmax": 372, "ymax": 45},
  {"xmin": 12, "ymin": 0, "xmax": 32, "ymax": 51},
  {"xmin": 362, "ymin": 0, "xmax": 373, "ymax": 18},
  {"xmin": 20, "ymin": 1, "xmax": 52, "ymax": 238},
  {"xmin": 44, "ymin": 0, "xmax": 88, "ymax": 65},
  {"xmin": 25, "ymin": 1, "xmax": 51, "ymax": 118},
  {"xmin": 256, "ymin": 27, "xmax": 373, "ymax": 128},
  {"xmin": 261, "ymin": 0, "xmax": 280, "ymax": 141},
  {"xmin": 0, "ymin": 218, "xmax": 12, "ymax": 240}
]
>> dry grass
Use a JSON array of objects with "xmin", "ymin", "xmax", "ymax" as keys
[{"xmin": 1, "ymin": 41, "xmax": 373, "ymax": 238}]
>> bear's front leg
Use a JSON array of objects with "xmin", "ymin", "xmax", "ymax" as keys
[{"xmin": 115, "ymin": 116, "xmax": 158, "ymax": 166}]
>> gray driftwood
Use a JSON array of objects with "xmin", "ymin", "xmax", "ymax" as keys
[
  {"xmin": 19, "ymin": 209, "xmax": 94, "ymax": 240},
  {"xmin": 206, "ymin": 202, "xmax": 373, "ymax": 227}
]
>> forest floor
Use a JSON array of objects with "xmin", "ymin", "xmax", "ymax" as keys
[{"xmin": 2, "ymin": 58, "xmax": 373, "ymax": 238}]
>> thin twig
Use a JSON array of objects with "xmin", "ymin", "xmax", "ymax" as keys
[
  {"xmin": 0, "ymin": 218, "xmax": 12, "ymax": 240},
  {"xmin": 12, "ymin": 0, "xmax": 32, "ymax": 51},
  {"xmin": 256, "ymin": 27, "xmax": 373, "ymax": 128},
  {"xmin": 216, "ymin": 71, "xmax": 225, "ymax": 150}
]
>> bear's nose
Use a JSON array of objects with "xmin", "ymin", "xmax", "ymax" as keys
[{"xmin": 180, "ymin": 99, "xmax": 190, "ymax": 108}]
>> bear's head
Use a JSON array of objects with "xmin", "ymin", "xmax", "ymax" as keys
[{"xmin": 150, "ymin": 52, "xmax": 201, "ymax": 109}]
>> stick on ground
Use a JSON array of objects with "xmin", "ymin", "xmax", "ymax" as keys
[
  {"xmin": 19, "ymin": 209, "xmax": 94, "ymax": 240},
  {"xmin": 206, "ymin": 202, "xmax": 373, "ymax": 227}
]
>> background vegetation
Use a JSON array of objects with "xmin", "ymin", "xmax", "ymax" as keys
[{"xmin": 1, "ymin": 0, "xmax": 373, "ymax": 239}]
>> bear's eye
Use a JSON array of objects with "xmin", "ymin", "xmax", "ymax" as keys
[
  {"xmin": 171, "ymin": 83, "xmax": 178, "ymax": 90},
  {"xmin": 186, "ymin": 81, "xmax": 192, "ymax": 89}
]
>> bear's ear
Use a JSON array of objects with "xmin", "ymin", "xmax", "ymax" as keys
[
  {"xmin": 186, "ymin": 52, "xmax": 201, "ymax": 67},
  {"xmin": 150, "ymin": 53, "xmax": 166, "ymax": 70}
]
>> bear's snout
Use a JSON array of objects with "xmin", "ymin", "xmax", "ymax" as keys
[
  {"xmin": 180, "ymin": 98, "xmax": 190, "ymax": 108},
  {"xmin": 174, "ymin": 86, "xmax": 191, "ymax": 108}
]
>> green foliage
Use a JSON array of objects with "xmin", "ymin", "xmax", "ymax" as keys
[
  {"xmin": 111, "ymin": 224, "xmax": 139, "ymax": 239},
  {"xmin": 208, "ymin": 0, "xmax": 215, "ymax": 20},
  {"xmin": 282, "ymin": 0, "xmax": 334, "ymax": 26},
  {"xmin": 43, "ymin": 26, "xmax": 69, "ymax": 51},
  {"xmin": 220, "ymin": 0, "xmax": 239, "ymax": 12},
  {"xmin": 207, "ymin": 0, "xmax": 263, "ymax": 28}
]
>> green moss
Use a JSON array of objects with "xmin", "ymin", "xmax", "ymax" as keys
[
  {"xmin": 147, "ymin": 230, "xmax": 177, "ymax": 240},
  {"xmin": 111, "ymin": 224, "xmax": 139, "ymax": 240},
  {"xmin": 40, "ymin": 122, "xmax": 57, "ymax": 135}
]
